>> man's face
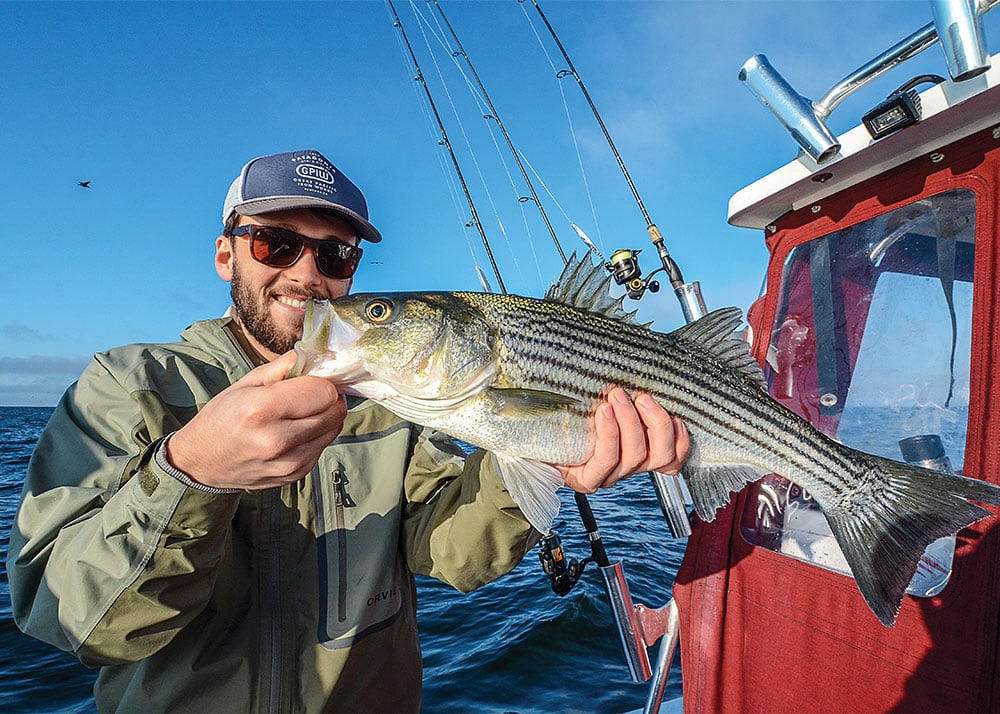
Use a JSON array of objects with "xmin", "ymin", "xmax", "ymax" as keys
[{"xmin": 215, "ymin": 208, "xmax": 359, "ymax": 361}]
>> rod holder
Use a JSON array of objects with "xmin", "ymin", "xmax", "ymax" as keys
[
  {"xmin": 600, "ymin": 562, "xmax": 681, "ymax": 685},
  {"xmin": 651, "ymin": 471, "xmax": 692, "ymax": 539},
  {"xmin": 601, "ymin": 561, "xmax": 652, "ymax": 682},
  {"xmin": 738, "ymin": 54, "xmax": 841, "ymax": 164},
  {"xmin": 643, "ymin": 600, "xmax": 680, "ymax": 714},
  {"xmin": 931, "ymin": 0, "xmax": 991, "ymax": 80},
  {"xmin": 674, "ymin": 281, "xmax": 708, "ymax": 325}
]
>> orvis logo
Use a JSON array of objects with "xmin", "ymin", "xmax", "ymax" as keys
[{"xmin": 296, "ymin": 163, "xmax": 335, "ymax": 184}]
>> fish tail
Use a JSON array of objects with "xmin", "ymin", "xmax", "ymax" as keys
[{"xmin": 824, "ymin": 453, "xmax": 1000, "ymax": 627}]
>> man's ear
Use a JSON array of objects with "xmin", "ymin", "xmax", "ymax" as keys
[{"xmin": 215, "ymin": 235, "xmax": 234, "ymax": 282}]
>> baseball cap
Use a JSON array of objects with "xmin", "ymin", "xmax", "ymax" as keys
[{"xmin": 223, "ymin": 149, "xmax": 382, "ymax": 243}]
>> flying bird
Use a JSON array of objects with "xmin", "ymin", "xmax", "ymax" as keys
[{"xmin": 77, "ymin": 181, "xmax": 91, "ymax": 188}]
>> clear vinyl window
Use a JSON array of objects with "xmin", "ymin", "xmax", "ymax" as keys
[{"xmin": 740, "ymin": 188, "xmax": 976, "ymax": 597}]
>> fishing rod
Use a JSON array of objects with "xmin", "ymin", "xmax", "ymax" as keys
[
  {"xmin": 398, "ymin": 8, "xmax": 685, "ymax": 694},
  {"xmin": 431, "ymin": 0, "xmax": 568, "ymax": 265},
  {"xmin": 391, "ymin": 2, "xmax": 611, "ymax": 586},
  {"xmin": 526, "ymin": 0, "xmax": 702, "ymax": 524},
  {"xmin": 407, "ymin": 0, "xmax": 614, "ymax": 590},
  {"xmin": 525, "ymin": 4, "xmax": 694, "ymax": 705},
  {"xmin": 525, "ymin": 0, "xmax": 687, "ymax": 297},
  {"xmin": 388, "ymin": 0, "xmax": 508, "ymax": 295}
]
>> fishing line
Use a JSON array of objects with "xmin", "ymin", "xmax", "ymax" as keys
[
  {"xmin": 387, "ymin": 0, "xmax": 507, "ymax": 294},
  {"xmin": 518, "ymin": 0, "xmax": 607, "ymax": 257},
  {"xmin": 420, "ymin": 3, "xmax": 547, "ymax": 288},
  {"xmin": 408, "ymin": 0, "xmax": 531, "ymax": 289},
  {"xmin": 407, "ymin": 1, "xmax": 548, "ymax": 290},
  {"xmin": 386, "ymin": 1, "xmax": 484, "ymax": 282},
  {"xmin": 527, "ymin": 0, "xmax": 685, "ymax": 289},
  {"xmin": 433, "ymin": 0, "xmax": 567, "ymax": 269},
  {"xmin": 516, "ymin": 0, "xmax": 631, "ymax": 573},
  {"xmin": 513, "ymin": 145, "xmax": 601, "ymax": 253}
]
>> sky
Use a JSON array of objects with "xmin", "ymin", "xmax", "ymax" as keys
[{"xmin": 3, "ymin": 0, "xmax": 999, "ymax": 406}]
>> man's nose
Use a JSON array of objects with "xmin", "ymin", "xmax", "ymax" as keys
[{"xmin": 283, "ymin": 246, "xmax": 324, "ymax": 286}]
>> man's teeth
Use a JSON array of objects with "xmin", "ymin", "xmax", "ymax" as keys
[{"xmin": 277, "ymin": 296, "xmax": 308, "ymax": 309}]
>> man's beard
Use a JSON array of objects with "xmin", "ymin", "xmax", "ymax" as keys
[{"xmin": 230, "ymin": 261, "xmax": 303, "ymax": 355}]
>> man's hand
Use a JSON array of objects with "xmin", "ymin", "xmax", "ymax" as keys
[
  {"xmin": 166, "ymin": 351, "xmax": 347, "ymax": 490},
  {"xmin": 556, "ymin": 387, "xmax": 689, "ymax": 493}
]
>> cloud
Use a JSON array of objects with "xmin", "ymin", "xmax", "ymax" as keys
[
  {"xmin": 0, "ymin": 355, "xmax": 89, "ymax": 375},
  {"xmin": 1, "ymin": 323, "xmax": 56, "ymax": 342},
  {"xmin": 0, "ymin": 355, "xmax": 89, "ymax": 406},
  {"xmin": 0, "ymin": 382, "xmax": 70, "ymax": 408}
]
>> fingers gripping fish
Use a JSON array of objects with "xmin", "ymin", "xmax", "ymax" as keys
[{"xmin": 290, "ymin": 253, "xmax": 1000, "ymax": 627}]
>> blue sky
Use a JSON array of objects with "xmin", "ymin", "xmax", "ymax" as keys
[{"xmin": 3, "ymin": 0, "xmax": 999, "ymax": 406}]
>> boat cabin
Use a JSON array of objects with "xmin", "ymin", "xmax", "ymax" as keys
[{"xmin": 669, "ymin": 1, "xmax": 1000, "ymax": 711}]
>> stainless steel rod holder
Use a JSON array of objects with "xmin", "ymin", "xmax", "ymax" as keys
[
  {"xmin": 674, "ymin": 281, "xmax": 708, "ymax": 325},
  {"xmin": 651, "ymin": 471, "xmax": 692, "ymax": 539},
  {"xmin": 643, "ymin": 599, "xmax": 680, "ymax": 714},
  {"xmin": 601, "ymin": 561, "xmax": 651, "ymax": 682}
]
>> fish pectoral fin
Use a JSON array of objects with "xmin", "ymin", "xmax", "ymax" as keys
[
  {"xmin": 683, "ymin": 464, "xmax": 765, "ymax": 522},
  {"xmin": 487, "ymin": 388, "xmax": 583, "ymax": 418},
  {"xmin": 492, "ymin": 452, "xmax": 563, "ymax": 533}
]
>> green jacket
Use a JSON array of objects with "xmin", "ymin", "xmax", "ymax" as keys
[{"xmin": 7, "ymin": 317, "xmax": 537, "ymax": 713}]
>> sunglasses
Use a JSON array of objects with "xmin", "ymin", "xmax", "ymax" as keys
[{"xmin": 231, "ymin": 224, "xmax": 363, "ymax": 279}]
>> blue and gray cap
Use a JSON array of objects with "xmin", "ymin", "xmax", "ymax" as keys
[{"xmin": 223, "ymin": 149, "xmax": 382, "ymax": 243}]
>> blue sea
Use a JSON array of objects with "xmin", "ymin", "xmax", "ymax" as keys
[{"xmin": 0, "ymin": 407, "xmax": 685, "ymax": 713}]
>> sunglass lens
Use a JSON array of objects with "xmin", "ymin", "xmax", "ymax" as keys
[
  {"xmin": 317, "ymin": 244, "xmax": 361, "ymax": 279},
  {"xmin": 251, "ymin": 226, "xmax": 302, "ymax": 268}
]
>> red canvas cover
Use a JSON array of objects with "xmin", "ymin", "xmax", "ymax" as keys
[{"xmin": 673, "ymin": 125, "xmax": 1000, "ymax": 712}]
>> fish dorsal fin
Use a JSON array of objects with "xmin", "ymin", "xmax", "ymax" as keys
[
  {"xmin": 545, "ymin": 252, "xmax": 647, "ymax": 327},
  {"xmin": 671, "ymin": 307, "xmax": 766, "ymax": 390}
]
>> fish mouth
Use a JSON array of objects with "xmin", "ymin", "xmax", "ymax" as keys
[{"xmin": 289, "ymin": 301, "xmax": 367, "ymax": 381}]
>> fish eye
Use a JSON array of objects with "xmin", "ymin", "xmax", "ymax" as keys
[{"xmin": 365, "ymin": 299, "xmax": 392, "ymax": 323}]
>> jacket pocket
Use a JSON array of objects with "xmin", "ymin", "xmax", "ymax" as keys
[{"xmin": 313, "ymin": 429, "xmax": 410, "ymax": 649}]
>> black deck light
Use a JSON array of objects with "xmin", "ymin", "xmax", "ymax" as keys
[
  {"xmin": 862, "ymin": 89, "xmax": 922, "ymax": 139},
  {"xmin": 862, "ymin": 74, "xmax": 946, "ymax": 141}
]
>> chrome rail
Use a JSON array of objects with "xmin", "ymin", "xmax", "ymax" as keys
[{"xmin": 740, "ymin": 0, "xmax": 998, "ymax": 163}]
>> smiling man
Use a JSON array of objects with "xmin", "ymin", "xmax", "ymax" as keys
[{"xmin": 7, "ymin": 149, "xmax": 689, "ymax": 712}]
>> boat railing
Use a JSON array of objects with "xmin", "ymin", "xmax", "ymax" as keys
[{"xmin": 738, "ymin": 0, "xmax": 999, "ymax": 164}]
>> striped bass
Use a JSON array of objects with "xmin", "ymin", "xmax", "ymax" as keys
[{"xmin": 291, "ymin": 254, "xmax": 1000, "ymax": 626}]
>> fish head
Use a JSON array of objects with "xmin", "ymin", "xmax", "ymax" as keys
[{"xmin": 292, "ymin": 292, "xmax": 498, "ymax": 402}]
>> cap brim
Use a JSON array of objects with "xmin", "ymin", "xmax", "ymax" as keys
[{"xmin": 235, "ymin": 196, "xmax": 382, "ymax": 243}]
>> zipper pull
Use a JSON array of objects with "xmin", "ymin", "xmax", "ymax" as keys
[{"xmin": 332, "ymin": 466, "xmax": 357, "ymax": 508}]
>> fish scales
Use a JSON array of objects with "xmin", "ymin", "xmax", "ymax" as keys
[
  {"xmin": 462, "ymin": 290, "xmax": 852, "ymax": 503},
  {"xmin": 292, "ymin": 254, "xmax": 1000, "ymax": 627},
  {"xmin": 483, "ymin": 298, "xmax": 852, "ymax": 513}
]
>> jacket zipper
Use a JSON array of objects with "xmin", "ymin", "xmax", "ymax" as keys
[
  {"xmin": 259, "ymin": 488, "xmax": 288, "ymax": 714},
  {"xmin": 267, "ymin": 488, "xmax": 284, "ymax": 713},
  {"xmin": 223, "ymin": 331, "xmax": 287, "ymax": 713},
  {"xmin": 332, "ymin": 465, "xmax": 354, "ymax": 623}
]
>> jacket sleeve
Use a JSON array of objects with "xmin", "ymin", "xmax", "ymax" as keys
[
  {"xmin": 6, "ymin": 355, "xmax": 241, "ymax": 667},
  {"xmin": 401, "ymin": 428, "xmax": 540, "ymax": 592}
]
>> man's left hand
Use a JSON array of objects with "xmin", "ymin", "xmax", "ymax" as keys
[{"xmin": 555, "ymin": 387, "xmax": 689, "ymax": 493}]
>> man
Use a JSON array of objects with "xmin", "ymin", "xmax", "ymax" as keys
[{"xmin": 7, "ymin": 149, "xmax": 688, "ymax": 712}]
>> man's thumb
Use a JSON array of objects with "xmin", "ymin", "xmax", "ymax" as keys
[{"xmin": 246, "ymin": 350, "xmax": 300, "ymax": 386}]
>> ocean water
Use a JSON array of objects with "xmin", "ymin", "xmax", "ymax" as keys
[{"xmin": 0, "ymin": 407, "xmax": 684, "ymax": 713}]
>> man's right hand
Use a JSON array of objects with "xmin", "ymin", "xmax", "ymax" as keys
[{"xmin": 165, "ymin": 351, "xmax": 347, "ymax": 490}]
